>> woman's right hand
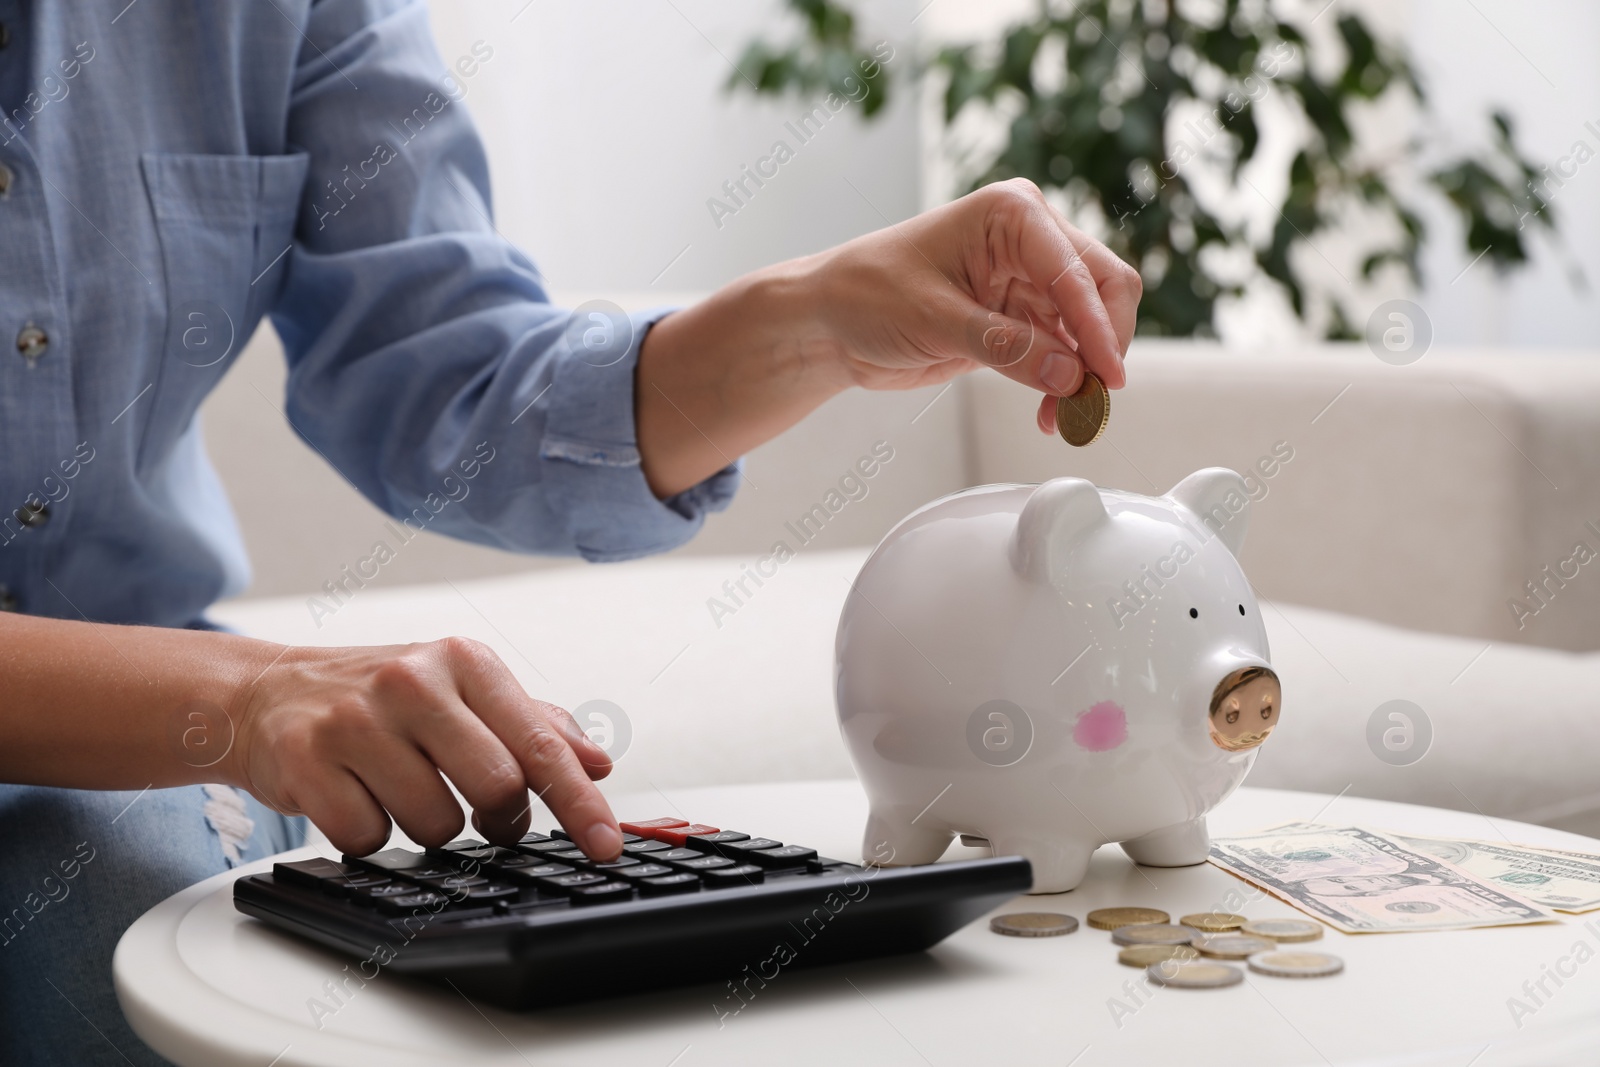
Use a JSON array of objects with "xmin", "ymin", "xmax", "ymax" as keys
[{"xmin": 225, "ymin": 637, "xmax": 621, "ymax": 859}]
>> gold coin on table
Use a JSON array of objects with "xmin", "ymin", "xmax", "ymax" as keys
[
  {"xmin": 1146, "ymin": 960, "xmax": 1244, "ymax": 989},
  {"xmin": 1112, "ymin": 923, "xmax": 1200, "ymax": 946},
  {"xmin": 1247, "ymin": 950, "xmax": 1345, "ymax": 978},
  {"xmin": 1087, "ymin": 906, "xmax": 1170, "ymax": 931},
  {"xmin": 1191, "ymin": 933, "xmax": 1276, "ymax": 960},
  {"xmin": 1181, "ymin": 912, "xmax": 1248, "ymax": 933},
  {"xmin": 1118, "ymin": 944, "xmax": 1200, "ymax": 969},
  {"xmin": 1055, "ymin": 373, "xmax": 1110, "ymax": 447},
  {"xmin": 989, "ymin": 912, "xmax": 1079, "ymax": 938},
  {"xmin": 1240, "ymin": 918, "xmax": 1324, "ymax": 943}
]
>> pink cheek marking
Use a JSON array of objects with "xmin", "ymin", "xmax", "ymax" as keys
[{"xmin": 1073, "ymin": 701, "xmax": 1128, "ymax": 752}]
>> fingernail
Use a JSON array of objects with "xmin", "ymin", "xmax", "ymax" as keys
[
  {"xmin": 583, "ymin": 821, "xmax": 622, "ymax": 860},
  {"xmin": 1040, "ymin": 351, "xmax": 1080, "ymax": 395}
]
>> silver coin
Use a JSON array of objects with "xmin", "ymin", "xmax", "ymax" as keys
[
  {"xmin": 1240, "ymin": 918, "xmax": 1323, "ymax": 943},
  {"xmin": 990, "ymin": 912, "xmax": 1079, "ymax": 937},
  {"xmin": 1247, "ymin": 950, "xmax": 1345, "ymax": 978},
  {"xmin": 1191, "ymin": 933, "xmax": 1276, "ymax": 960},
  {"xmin": 1146, "ymin": 960, "xmax": 1244, "ymax": 989},
  {"xmin": 1113, "ymin": 923, "xmax": 1201, "ymax": 946}
]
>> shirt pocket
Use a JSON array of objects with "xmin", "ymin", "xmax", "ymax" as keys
[{"xmin": 137, "ymin": 151, "xmax": 309, "ymax": 472}]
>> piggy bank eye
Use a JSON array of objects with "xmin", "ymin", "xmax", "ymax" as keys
[
  {"xmin": 1226, "ymin": 709, "xmax": 1239, "ymax": 724},
  {"xmin": 1189, "ymin": 608, "xmax": 1198, "ymax": 619},
  {"xmin": 1238, "ymin": 604, "xmax": 1246, "ymax": 615},
  {"xmin": 1261, "ymin": 705, "xmax": 1272, "ymax": 719}
]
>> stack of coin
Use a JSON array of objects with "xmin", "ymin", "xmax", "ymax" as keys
[
  {"xmin": 1086, "ymin": 907, "xmax": 1169, "ymax": 931},
  {"xmin": 989, "ymin": 912, "xmax": 1078, "ymax": 938},
  {"xmin": 987, "ymin": 903, "xmax": 1344, "ymax": 986},
  {"xmin": 1240, "ymin": 918, "xmax": 1323, "ymax": 943},
  {"xmin": 1181, "ymin": 912, "xmax": 1247, "ymax": 933},
  {"xmin": 1191, "ymin": 933, "xmax": 1276, "ymax": 960},
  {"xmin": 1111, "ymin": 923, "xmax": 1200, "ymax": 947}
]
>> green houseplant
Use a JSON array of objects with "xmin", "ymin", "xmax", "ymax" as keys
[{"xmin": 732, "ymin": 0, "xmax": 1559, "ymax": 338}]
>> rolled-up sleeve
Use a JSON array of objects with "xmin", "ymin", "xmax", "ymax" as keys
[{"xmin": 269, "ymin": 0, "xmax": 738, "ymax": 562}]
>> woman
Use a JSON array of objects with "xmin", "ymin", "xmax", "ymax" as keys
[{"xmin": 0, "ymin": 2, "xmax": 1138, "ymax": 1062}]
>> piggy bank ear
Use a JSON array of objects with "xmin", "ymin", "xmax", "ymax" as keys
[
  {"xmin": 1167, "ymin": 467, "xmax": 1250, "ymax": 556},
  {"xmin": 1010, "ymin": 478, "xmax": 1108, "ymax": 583}
]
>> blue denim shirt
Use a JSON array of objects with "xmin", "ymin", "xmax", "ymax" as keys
[{"xmin": 0, "ymin": 0, "xmax": 737, "ymax": 628}]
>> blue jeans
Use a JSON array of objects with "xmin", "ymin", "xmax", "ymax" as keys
[{"xmin": 0, "ymin": 783, "xmax": 306, "ymax": 1066}]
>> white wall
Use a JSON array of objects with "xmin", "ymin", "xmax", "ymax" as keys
[
  {"xmin": 1408, "ymin": 0, "xmax": 1600, "ymax": 348},
  {"xmin": 422, "ymin": 0, "xmax": 921, "ymax": 293}
]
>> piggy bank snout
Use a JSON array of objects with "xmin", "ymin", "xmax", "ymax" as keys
[{"xmin": 1207, "ymin": 666, "xmax": 1281, "ymax": 752}]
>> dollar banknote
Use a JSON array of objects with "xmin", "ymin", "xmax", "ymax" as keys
[
  {"xmin": 1208, "ymin": 824, "xmax": 1555, "ymax": 932},
  {"xmin": 1252, "ymin": 822, "xmax": 1600, "ymax": 913}
]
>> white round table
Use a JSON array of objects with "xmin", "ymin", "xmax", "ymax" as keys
[{"xmin": 116, "ymin": 781, "xmax": 1600, "ymax": 1067}]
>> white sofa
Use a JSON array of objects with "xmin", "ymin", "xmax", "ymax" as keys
[{"xmin": 204, "ymin": 327, "xmax": 1600, "ymax": 839}]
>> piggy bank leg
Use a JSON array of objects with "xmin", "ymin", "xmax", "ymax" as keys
[
  {"xmin": 861, "ymin": 808, "xmax": 953, "ymax": 868},
  {"xmin": 986, "ymin": 834, "xmax": 1094, "ymax": 894},
  {"xmin": 1119, "ymin": 817, "xmax": 1211, "ymax": 868}
]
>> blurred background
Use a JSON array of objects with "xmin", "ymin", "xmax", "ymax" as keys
[{"xmin": 206, "ymin": 0, "xmax": 1600, "ymax": 652}]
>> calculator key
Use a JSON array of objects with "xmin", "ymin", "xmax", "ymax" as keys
[
  {"xmin": 639, "ymin": 873, "xmax": 701, "ymax": 896},
  {"xmin": 673, "ymin": 855, "xmax": 736, "ymax": 872},
  {"xmin": 687, "ymin": 831, "xmax": 750, "ymax": 848},
  {"xmin": 612, "ymin": 863, "xmax": 674, "ymax": 882},
  {"xmin": 590, "ymin": 857, "xmax": 641, "ymax": 872},
  {"xmin": 619, "ymin": 817, "xmax": 687, "ymax": 836},
  {"xmin": 700, "ymin": 864, "xmax": 765, "ymax": 888},
  {"xmin": 318, "ymin": 870, "xmax": 390, "ymax": 895},
  {"xmin": 807, "ymin": 857, "xmax": 865, "ymax": 874},
  {"xmin": 438, "ymin": 846, "xmax": 499, "ymax": 865},
  {"xmin": 547, "ymin": 828, "xmax": 643, "ymax": 844},
  {"xmin": 750, "ymin": 846, "xmax": 818, "ymax": 868},
  {"xmin": 463, "ymin": 883, "xmax": 520, "ymax": 905},
  {"xmin": 518, "ymin": 831, "xmax": 552, "ymax": 845},
  {"xmin": 548, "ymin": 849, "xmax": 592, "ymax": 864},
  {"xmin": 622, "ymin": 839, "xmax": 672, "ymax": 856},
  {"xmin": 710, "ymin": 837, "xmax": 783, "ymax": 858},
  {"xmin": 569, "ymin": 882, "xmax": 634, "ymax": 906},
  {"xmin": 321, "ymin": 874, "xmax": 393, "ymax": 899},
  {"xmin": 350, "ymin": 883, "xmax": 419, "ymax": 906},
  {"xmin": 373, "ymin": 891, "xmax": 450, "ymax": 915},
  {"xmin": 346, "ymin": 848, "xmax": 444, "ymax": 874},
  {"xmin": 272, "ymin": 858, "xmax": 361, "ymax": 888},
  {"xmin": 418, "ymin": 875, "xmax": 489, "ymax": 897},
  {"xmin": 488, "ymin": 852, "xmax": 545, "ymax": 869},
  {"xmin": 497, "ymin": 863, "xmax": 574, "ymax": 885},
  {"xmin": 653, "ymin": 848, "xmax": 704, "ymax": 866},
  {"xmin": 444, "ymin": 838, "xmax": 491, "ymax": 851},
  {"xmin": 515, "ymin": 839, "xmax": 579, "ymax": 855},
  {"xmin": 534, "ymin": 872, "xmax": 608, "ymax": 895},
  {"xmin": 645, "ymin": 823, "xmax": 721, "ymax": 847}
]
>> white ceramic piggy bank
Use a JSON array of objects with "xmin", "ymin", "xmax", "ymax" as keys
[{"xmin": 835, "ymin": 469, "xmax": 1281, "ymax": 893}]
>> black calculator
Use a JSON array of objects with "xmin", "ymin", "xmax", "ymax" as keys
[{"xmin": 233, "ymin": 816, "xmax": 1031, "ymax": 1009}]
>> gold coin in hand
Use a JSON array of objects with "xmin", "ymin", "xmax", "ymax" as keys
[{"xmin": 1055, "ymin": 372, "xmax": 1109, "ymax": 446}]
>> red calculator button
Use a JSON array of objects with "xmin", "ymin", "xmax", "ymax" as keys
[
  {"xmin": 619, "ymin": 818, "xmax": 688, "ymax": 836},
  {"xmin": 650, "ymin": 823, "xmax": 721, "ymax": 847}
]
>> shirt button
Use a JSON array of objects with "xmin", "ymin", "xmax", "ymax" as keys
[
  {"xmin": 0, "ymin": 585, "xmax": 16, "ymax": 613},
  {"xmin": 0, "ymin": 164, "xmax": 12, "ymax": 197},
  {"xmin": 16, "ymin": 323, "xmax": 47, "ymax": 363},
  {"xmin": 15, "ymin": 501, "xmax": 48, "ymax": 528}
]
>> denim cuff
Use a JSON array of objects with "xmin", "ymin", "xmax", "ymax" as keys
[{"xmin": 539, "ymin": 307, "xmax": 740, "ymax": 561}]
